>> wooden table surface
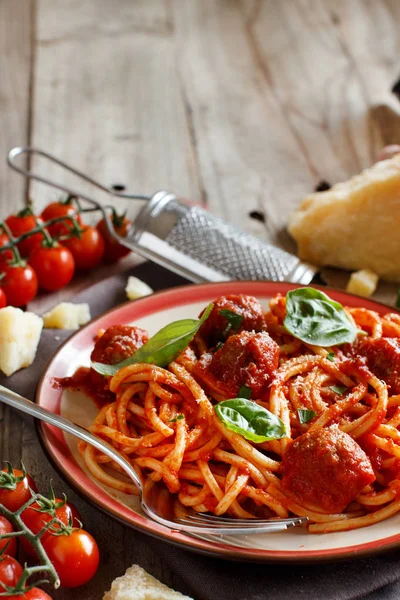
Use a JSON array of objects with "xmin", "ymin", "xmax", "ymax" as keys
[{"xmin": 1, "ymin": 1, "xmax": 400, "ymax": 597}]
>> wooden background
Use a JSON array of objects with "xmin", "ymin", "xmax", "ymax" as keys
[{"xmin": 1, "ymin": 0, "xmax": 400, "ymax": 597}]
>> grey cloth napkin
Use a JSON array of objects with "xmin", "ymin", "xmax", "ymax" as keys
[{"xmin": 1, "ymin": 262, "xmax": 400, "ymax": 600}]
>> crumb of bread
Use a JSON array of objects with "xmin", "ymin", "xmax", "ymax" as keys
[
  {"xmin": 346, "ymin": 269, "xmax": 379, "ymax": 298},
  {"xmin": 43, "ymin": 302, "xmax": 91, "ymax": 330},
  {"xmin": 102, "ymin": 565, "xmax": 193, "ymax": 600},
  {"xmin": 0, "ymin": 307, "xmax": 43, "ymax": 376},
  {"xmin": 125, "ymin": 277, "xmax": 153, "ymax": 301}
]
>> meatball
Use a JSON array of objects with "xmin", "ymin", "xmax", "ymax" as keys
[
  {"xmin": 195, "ymin": 330, "xmax": 279, "ymax": 398},
  {"xmin": 90, "ymin": 325, "xmax": 149, "ymax": 387},
  {"xmin": 354, "ymin": 337, "xmax": 400, "ymax": 394},
  {"xmin": 196, "ymin": 294, "xmax": 266, "ymax": 348},
  {"xmin": 91, "ymin": 325, "xmax": 149, "ymax": 365},
  {"xmin": 281, "ymin": 427, "xmax": 375, "ymax": 514}
]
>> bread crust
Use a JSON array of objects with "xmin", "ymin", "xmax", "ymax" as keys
[{"xmin": 288, "ymin": 154, "xmax": 400, "ymax": 282}]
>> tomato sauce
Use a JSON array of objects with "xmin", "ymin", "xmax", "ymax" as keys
[{"xmin": 54, "ymin": 367, "xmax": 114, "ymax": 408}]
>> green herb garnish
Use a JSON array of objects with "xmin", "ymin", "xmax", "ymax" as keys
[
  {"xmin": 297, "ymin": 409, "xmax": 316, "ymax": 424},
  {"xmin": 326, "ymin": 352, "xmax": 335, "ymax": 362},
  {"xmin": 329, "ymin": 385, "xmax": 348, "ymax": 395},
  {"xmin": 215, "ymin": 398, "xmax": 286, "ymax": 443},
  {"xmin": 168, "ymin": 414, "xmax": 184, "ymax": 423},
  {"xmin": 284, "ymin": 288, "xmax": 358, "ymax": 347},
  {"xmin": 238, "ymin": 385, "xmax": 252, "ymax": 400},
  {"xmin": 219, "ymin": 309, "xmax": 244, "ymax": 336},
  {"xmin": 92, "ymin": 304, "xmax": 213, "ymax": 376}
]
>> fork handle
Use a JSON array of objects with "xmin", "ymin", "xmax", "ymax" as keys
[{"xmin": 0, "ymin": 384, "xmax": 142, "ymax": 491}]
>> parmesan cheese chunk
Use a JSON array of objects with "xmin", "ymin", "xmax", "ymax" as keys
[
  {"xmin": 102, "ymin": 565, "xmax": 193, "ymax": 600},
  {"xmin": 288, "ymin": 154, "xmax": 400, "ymax": 282},
  {"xmin": 125, "ymin": 277, "xmax": 153, "ymax": 301},
  {"xmin": 346, "ymin": 269, "xmax": 379, "ymax": 298},
  {"xmin": 43, "ymin": 302, "xmax": 91, "ymax": 330},
  {"xmin": 0, "ymin": 307, "xmax": 43, "ymax": 376}
]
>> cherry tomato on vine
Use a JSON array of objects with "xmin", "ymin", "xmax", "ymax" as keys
[
  {"xmin": 41, "ymin": 197, "xmax": 82, "ymax": 238},
  {"xmin": 0, "ymin": 233, "xmax": 14, "ymax": 265},
  {"xmin": 43, "ymin": 529, "xmax": 99, "ymax": 588},
  {"xmin": 0, "ymin": 516, "xmax": 17, "ymax": 558},
  {"xmin": 0, "ymin": 467, "xmax": 37, "ymax": 512},
  {"xmin": 0, "ymin": 555, "xmax": 23, "ymax": 593},
  {"xmin": 20, "ymin": 498, "xmax": 81, "ymax": 558},
  {"xmin": 96, "ymin": 211, "xmax": 131, "ymax": 263},
  {"xmin": 0, "ymin": 289, "xmax": 7, "ymax": 309},
  {"xmin": 5, "ymin": 210, "xmax": 45, "ymax": 258},
  {"xmin": 1, "ymin": 264, "xmax": 38, "ymax": 307},
  {"xmin": 29, "ymin": 244, "xmax": 75, "ymax": 291},
  {"xmin": 64, "ymin": 226, "xmax": 104, "ymax": 270},
  {"xmin": 3, "ymin": 588, "xmax": 53, "ymax": 600}
]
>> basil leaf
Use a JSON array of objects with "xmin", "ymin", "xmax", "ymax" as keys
[
  {"xmin": 215, "ymin": 398, "xmax": 286, "ymax": 443},
  {"xmin": 284, "ymin": 288, "xmax": 358, "ymax": 347},
  {"xmin": 219, "ymin": 309, "xmax": 244, "ymax": 331},
  {"xmin": 396, "ymin": 289, "xmax": 400, "ymax": 310},
  {"xmin": 297, "ymin": 409, "xmax": 316, "ymax": 424},
  {"xmin": 329, "ymin": 385, "xmax": 347, "ymax": 395},
  {"xmin": 168, "ymin": 414, "xmax": 184, "ymax": 423},
  {"xmin": 326, "ymin": 352, "xmax": 335, "ymax": 362},
  {"xmin": 92, "ymin": 303, "xmax": 213, "ymax": 376},
  {"xmin": 238, "ymin": 385, "xmax": 252, "ymax": 399}
]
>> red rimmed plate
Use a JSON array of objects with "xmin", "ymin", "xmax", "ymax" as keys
[{"xmin": 36, "ymin": 281, "xmax": 400, "ymax": 562}]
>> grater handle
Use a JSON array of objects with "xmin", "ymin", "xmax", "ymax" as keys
[{"xmin": 7, "ymin": 146, "xmax": 150, "ymax": 202}]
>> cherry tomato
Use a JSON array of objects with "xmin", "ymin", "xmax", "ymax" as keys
[
  {"xmin": 0, "ymin": 289, "xmax": 6, "ymax": 308},
  {"xmin": 96, "ymin": 212, "xmax": 131, "ymax": 263},
  {"xmin": 67, "ymin": 503, "xmax": 82, "ymax": 528},
  {"xmin": 2, "ymin": 588, "xmax": 53, "ymax": 600},
  {"xmin": 0, "ymin": 516, "xmax": 17, "ymax": 558},
  {"xmin": 29, "ymin": 244, "xmax": 74, "ymax": 291},
  {"xmin": 41, "ymin": 198, "xmax": 82, "ymax": 238},
  {"xmin": 43, "ymin": 529, "xmax": 99, "ymax": 588},
  {"xmin": 64, "ymin": 226, "xmax": 104, "ymax": 270},
  {"xmin": 0, "ymin": 555, "xmax": 23, "ymax": 593},
  {"xmin": 0, "ymin": 468, "xmax": 37, "ymax": 512},
  {"xmin": 1, "ymin": 264, "xmax": 38, "ymax": 307},
  {"xmin": 5, "ymin": 211, "xmax": 45, "ymax": 258},
  {"xmin": 0, "ymin": 233, "xmax": 14, "ymax": 265},
  {"xmin": 21, "ymin": 499, "xmax": 81, "ymax": 557}
]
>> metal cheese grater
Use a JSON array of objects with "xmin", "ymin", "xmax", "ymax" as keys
[{"xmin": 7, "ymin": 147, "xmax": 316, "ymax": 285}]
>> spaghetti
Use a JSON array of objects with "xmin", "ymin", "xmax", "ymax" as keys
[{"xmin": 74, "ymin": 292, "xmax": 400, "ymax": 534}]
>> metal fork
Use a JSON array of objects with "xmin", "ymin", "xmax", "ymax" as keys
[{"xmin": 0, "ymin": 385, "xmax": 307, "ymax": 536}]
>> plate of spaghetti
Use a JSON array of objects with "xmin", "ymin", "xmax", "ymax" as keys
[{"xmin": 37, "ymin": 281, "xmax": 400, "ymax": 562}]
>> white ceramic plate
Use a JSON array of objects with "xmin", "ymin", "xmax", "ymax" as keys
[{"xmin": 36, "ymin": 281, "xmax": 400, "ymax": 562}]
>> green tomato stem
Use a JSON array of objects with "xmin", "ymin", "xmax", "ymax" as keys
[{"xmin": 0, "ymin": 494, "xmax": 61, "ymax": 590}]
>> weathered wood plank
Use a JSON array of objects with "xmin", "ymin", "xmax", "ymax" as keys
[
  {"xmin": 0, "ymin": 0, "xmax": 33, "ymax": 215},
  {"xmin": 241, "ymin": 0, "xmax": 382, "ymax": 194},
  {"xmin": 173, "ymin": 0, "xmax": 316, "ymax": 247},
  {"xmin": 0, "ymin": 0, "xmax": 34, "ymax": 546},
  {"xmin": 322, "ymin": 0, "xmax": 400, "ymax": 146},
  {"xmin": 29, "ymin": 0, "xmax": 201, "ymax": 219}
]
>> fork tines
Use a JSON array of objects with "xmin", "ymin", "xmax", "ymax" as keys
[{"xmin": 177, "ymin": 514, "xmax": 308, "ymax": 528}]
